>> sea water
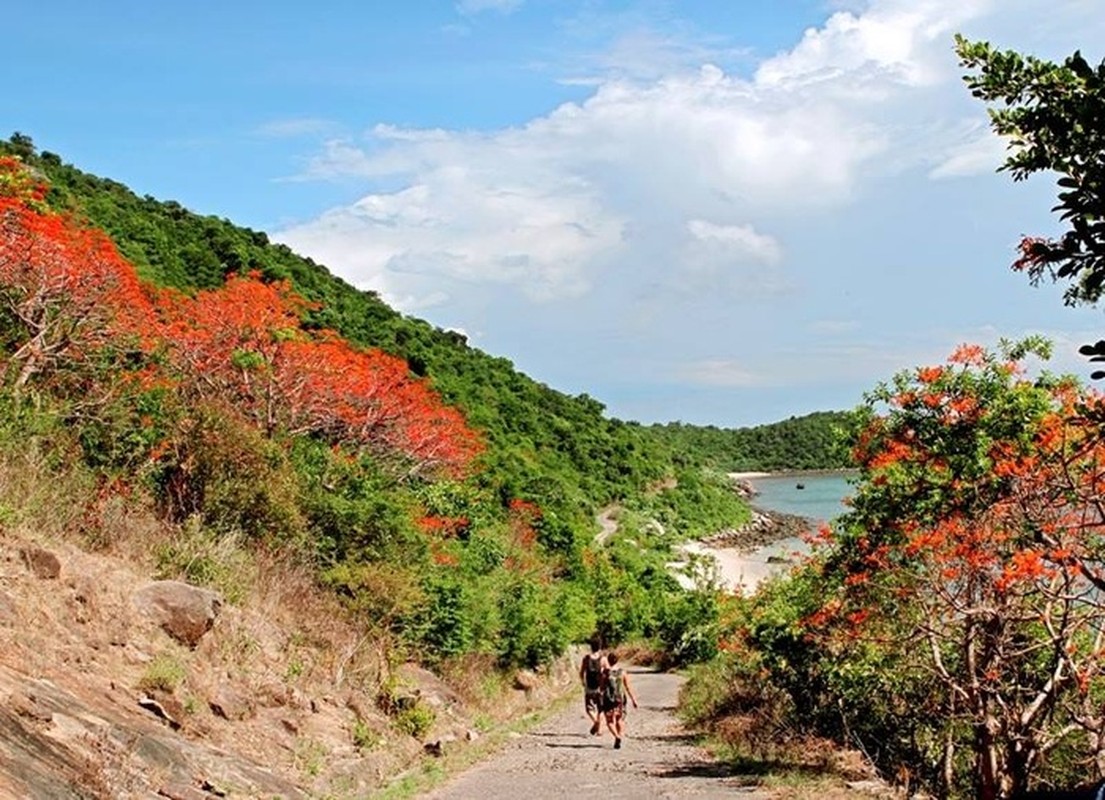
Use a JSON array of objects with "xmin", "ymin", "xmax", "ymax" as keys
[
  {"xmin": 729, "ymin": 473, "xmax": 856, "ymax": 583},
  {"xmin": 746, "ymin": 473, "xmax": 855, "ymax": 525},
  {"xmin": 678, "ymin": 472, "xmax": 857, "ymax": 592}
]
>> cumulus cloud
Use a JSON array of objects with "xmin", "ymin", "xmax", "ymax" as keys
[
  {"xmin": 756, "ymin": 0, "xmax": 993, "ymax": 89},
  {"xmin": 280, "ymin": 0, "xmax": 979, "ymax": 310},
  {"xmin": 274, "ymin": 0, "xmax": 1100, "ymax": 422}
]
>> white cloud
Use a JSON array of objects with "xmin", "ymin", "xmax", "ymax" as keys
[
  {"xmin": 280, "ymin": 5, "xmax": 955, "ymax": 309},
  {"xmin": 275, "ymin": 0, "xmax": 1103, "ymax": 423},
  {"xmin": 283, "ymin": 161, "xmax": 625, "ymax": 308},
  {"xmin": 676, "ymin": 359, "xmax": 772, "ymax": 388},
  {"xmin": 756, "ymin": 0, "xmax": 992, "ymax": 90},
  {"xmin": 686, "ymin": 220, "xmax": 782, "ymax": 265},
  {"xmin": 929, "ymin": 124, "xmax": 1007, "ymax": 178},
  {"xmin": 255, "ymin": 118, "xmax": 337, "ymax": 138}
]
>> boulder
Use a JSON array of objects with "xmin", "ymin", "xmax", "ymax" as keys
[
  {"xmin": 20, "ymin": 546, "xmax": 61, "ymax": 580},
  {"xmin": 208, "ymin": 683, "xmax": 253, "ymax": 721},
  {"xmin": 132, "ymin": 581, "xmax": 222, "ymax": 648}
]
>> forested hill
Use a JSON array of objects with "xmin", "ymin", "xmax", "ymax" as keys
[
  {"xmin": 0, "ymin": 132, "xmax": 856, "ymax": 676},
  {"xmin": 0, "ymin": 134, "xmax": 675, "ymax": 525},
  {"xmin": 1, "ymin": 134, "xmax": 852, "ymax": 514},
  {"xmin": 650, "ymin": 410, "xmax": 857, "ymax": 472}
]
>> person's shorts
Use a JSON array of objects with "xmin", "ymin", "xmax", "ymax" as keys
[
  {"xmin": 584, "ymin": 689, "xmax": 602, "ymax": 713},
  {"xmin": 601, "ymin": 697, "xmax": 625, "ymax": 716}
]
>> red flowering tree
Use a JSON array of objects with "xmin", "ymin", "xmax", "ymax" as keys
[
  {"xmin": 814, "ymin": 339, "xmax": 1105, "ymax": 798},
  {"xmin": 0, "ymin": 157, "xmax": 154, "ymax": 393},
  {"xmin": 157, "ymin": 271, "xmax": 482, "ymax": 478}
]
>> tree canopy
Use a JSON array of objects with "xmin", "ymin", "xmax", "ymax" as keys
[{"xmin": 957, "ymin": 37, "xmax": 1105, "ymax": 374}]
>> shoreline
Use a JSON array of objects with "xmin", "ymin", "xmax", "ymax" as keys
[
  {"xmin": 700, "ymin": 504, "xmax": 816, "ymax": 553},
  {"xmin": 683, "ymin": 505, "xmax": 815, "ymax": 594},
  {"xmin": 686, "ymin": 470, "xmax": 852, "ymax": 593},
  {"xmin": 728, "ymin": 468, "xmax": 858, "ymax": 479}
]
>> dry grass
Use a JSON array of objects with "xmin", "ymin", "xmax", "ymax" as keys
[
  {"xmin": 0, "ymin": 440, "xmax": 409, "ymax": 795},
  {"xmin": 0, "ymin": 434, "xmax": 587, "ymax": 798},
  {"xmin": 701, "ymin": 715, "xmax": 902, "ymax": 800}
]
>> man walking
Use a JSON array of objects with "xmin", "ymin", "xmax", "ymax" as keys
[{"xmin": 579, "ymin": 638, "xmax": 606, "ymax": 735}]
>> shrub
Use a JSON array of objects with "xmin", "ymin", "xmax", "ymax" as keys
[
  {"xmin": 153, "ymin": 405, "xmax": 306, "ymax": 544},
  {"xmin": 393, "ymin": 701, "xmax": 435, "ymax": 739},
  {"xmin": 137, "ymin": 653, "xmax": 186, "ymax": 694}
]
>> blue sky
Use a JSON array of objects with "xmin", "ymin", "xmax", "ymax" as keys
[{"xmin": 7, "ymin": 0, "xmax": 1105, "ymax": 427}]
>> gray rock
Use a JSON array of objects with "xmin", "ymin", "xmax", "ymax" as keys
[{"xmin": 133, "ymin": 581, "xmax": 222, "ymax": 648}]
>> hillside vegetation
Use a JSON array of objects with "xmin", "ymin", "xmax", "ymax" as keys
[
  {"xmin": 650, "ymin": 411, "xmax": 857, "ymax": 472},
  {"xmin": 0, "ymin": 133, "xmax": 858, "ymax": 796}
]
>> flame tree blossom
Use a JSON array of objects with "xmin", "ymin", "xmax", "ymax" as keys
[{"xmin": 807, "ymin": 339, "xmax": 1105, "ymax": 798}]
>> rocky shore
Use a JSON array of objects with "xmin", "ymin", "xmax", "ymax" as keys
[{"xmin": 699, "ymin": 506, "xmax": 814, "ymax": 554}]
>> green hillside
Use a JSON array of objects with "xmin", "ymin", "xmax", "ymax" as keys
[
  {"xmin": 651, "ymin": 410, "xmax": 857, "ymax": 472},
  {"xmin": 2, "ymin": 134, "xmax": 672, "ymax": 524},
  {"xmin": 0, "ymin": 133, "xmax": 854, "ymax": 680}
]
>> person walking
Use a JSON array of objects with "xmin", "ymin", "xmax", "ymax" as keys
[
  {"xmin": 579, "ymin": 638, "xmax": 607, "ymax": 736},
  {"xmin": 600, "ymin": 652, "xmax": 638, "ymax": 749}
]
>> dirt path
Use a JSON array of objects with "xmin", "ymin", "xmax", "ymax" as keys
[
  {"xmin": 595, "ymin": 505, "xmax": 619, "ymax": 545},
  {"xmin": 421, "ymin": 667, "xmax": 769, "ymax": 799}
]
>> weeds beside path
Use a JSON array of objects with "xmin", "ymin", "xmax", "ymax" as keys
[{"xmin": 419, "ymin": 667, "xmax": 770, "ymax": 799}]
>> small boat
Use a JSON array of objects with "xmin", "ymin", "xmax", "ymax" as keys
[{"xmin": 795, "ymin": 483, "xmax": 805, "ymax": 490}]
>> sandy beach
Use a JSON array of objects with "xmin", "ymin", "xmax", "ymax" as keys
[{"xmin": 672, "ymin": 536, "xmax": 807, "ymax": 594}]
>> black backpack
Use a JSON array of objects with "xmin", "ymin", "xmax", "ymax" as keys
[{"xmin": 584, "ymin": 653, "xmax": 603, "ymax": 690}]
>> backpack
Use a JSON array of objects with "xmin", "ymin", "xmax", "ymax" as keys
[
  {"xmin": 602, "ymin": 666, "xmax": 624, "ymax": 706},
  {"xmin": 583, "ymin": 653, "xmax": 603, "ymax": 691}
]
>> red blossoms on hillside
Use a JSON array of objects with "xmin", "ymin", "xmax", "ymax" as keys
[
  {"xmin": 158, "ymin": 272, "xmax": 483, "ymax": 477},
  {"xmin": 0, "ymin": 157, "xmax": 154, "ymax": 392}
]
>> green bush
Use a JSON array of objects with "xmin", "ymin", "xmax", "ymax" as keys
[
  {"xmin": 153, "ymin": 405, "xmax": 306, "ymax": 544},
  {"xmin": 393, "ymin": 701, "xmax": 435, "ymax": 739},
  {"xmin": 153, "ymin": 516, "xmax": 253, "ymax": 604},
  {"xmin": 137, "ymin": 653, "xmax": 186, "ymax": 694}
]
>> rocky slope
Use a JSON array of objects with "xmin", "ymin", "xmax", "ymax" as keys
[{"xmin": 0, "ymin": 531, "xmax": 575, "ymax": 799}]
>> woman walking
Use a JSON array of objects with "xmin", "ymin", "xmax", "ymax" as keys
[{"xmin": 600, "ymin": 653, "xmax": 638, "ymax": 749}]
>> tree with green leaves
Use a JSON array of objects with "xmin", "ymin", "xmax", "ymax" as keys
[{"xmin": 957, "ymin": 36, "xmax": 1105, "ymax": 372}]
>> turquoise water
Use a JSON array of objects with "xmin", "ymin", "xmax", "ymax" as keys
[
  {"xmin": 746, "ymin": 473, "xmax": 855, "ymax": 524},
  {"xmin": 723, "ymin": 473, "xmax": 856, "ymax": 574}
]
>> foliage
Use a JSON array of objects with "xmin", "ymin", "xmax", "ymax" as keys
[
  {"xmin": 957, "ymin": 38, "xmax": 1105, "ymax": 374},
  {"xmin": 156, "ymin": 272, "xmax": 483, "ymax": 478},
  {"xmin": 153, "ymin": 516, "xmax": 255, "ymax": 604},
  {"xmin": 0, "ymin": 138, "xmax": 823, "ymax": 683},
  {"xmin": 626, "ymin": 468, "xmax": 752, "ymax": 540},
  {"xmin": 681, "ymin": 42, "xmax": 1105, "ymax": 798},
  {"xmin": 137, "ymin": 653, "xmax": 187, "ymax": 694},
  {"xmin": 392, "ymin": 701, "xmax": 436, "ymax": 739},
  {"xmin": 0, "ymin": 135, "xmax": 676, "ymax": 522},
  {"xmin": 0, "ymin": 156, "xmax": 155, "ymax": 396},
  {"xmin": 650, "ymin": 411, "xmax": 857, "ymax": 472},
  {"xmin": 741, "ymin": 342, "xmax": 1105, "ymax": 798}
]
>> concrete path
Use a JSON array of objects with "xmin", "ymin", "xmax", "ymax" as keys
[{"xmin": 422, "ymin": 667, "xmax": 769, "ymax": 799}]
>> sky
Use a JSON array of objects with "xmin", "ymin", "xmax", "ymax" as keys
[{"xmin": 6, "ymin": 0, "xmax": 1105, "ymax": 427}]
